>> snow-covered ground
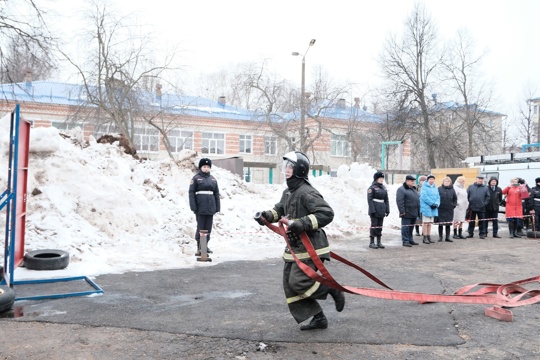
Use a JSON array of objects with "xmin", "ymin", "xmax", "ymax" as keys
[{"xmin": 0, "ymin": 113, "xmax": 404, "ymax": 280}]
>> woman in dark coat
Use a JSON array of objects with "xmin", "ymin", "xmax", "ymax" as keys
[
  {"xmin": 437, "ymin": 177, "xmax": 458, "ymax": 242},
  {"xmin": 367, "ymin": 171, "xmax": 390, "ymax": 249},
  {"xmin": 189, "ymin": 158, "xmax": 220, "ymax": 255}
]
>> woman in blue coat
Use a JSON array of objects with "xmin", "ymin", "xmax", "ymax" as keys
[{"xmin": 420, "ymin": 174, "xmax": 440, "ymax": 244}]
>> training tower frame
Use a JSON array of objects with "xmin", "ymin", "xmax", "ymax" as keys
[{"xmin": 1, "ymin": 104, "xmax": 102, "ymax": 300}]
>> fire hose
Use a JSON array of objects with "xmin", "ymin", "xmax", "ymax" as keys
[{"xmin": 256, "ymin": 213, "xmax": 540, "ymax": 322}]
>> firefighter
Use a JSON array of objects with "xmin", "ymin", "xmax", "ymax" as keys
[
  {"xmin": 189, "ymin": 158, "xmax": 220, "ymax": 255},
  {"xmin": 255, "ymin": 151, "xmax": 344, "ymax": 331},
  {"xmin": 367, "ymin": 171, "xmax": 389, "ymax": 249}
]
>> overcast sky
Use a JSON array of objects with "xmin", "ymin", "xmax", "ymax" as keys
[{"xmin": 46, "ymin": 0, "xmax": 539, "ymax": 119}]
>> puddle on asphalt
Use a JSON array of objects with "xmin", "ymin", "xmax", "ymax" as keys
[
  {"xmin": 0, "ymin": 306, "xmax": 24, "ymax": 318},
  {"xmin": 0, "ymin": 305, "xmax": 67, "ymax": 319},
  {"xmin": 190, "ymin": 291, "xmax": 252, "ymax": 301}
]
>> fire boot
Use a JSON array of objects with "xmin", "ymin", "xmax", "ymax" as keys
[
  {"xmin": 300, "ymin": 312, "xmax": 328, "ymax": 331},
  {"xmin": 329, "ymin": 288, "xmax": 345, "ymax": 312},
  {"xmin": 376, "ymin": 236, "xmax": 385, "ymax": 249},
  {"xmin": 369, "ymin": 237, "xmax": 378, "ymax": 249}
]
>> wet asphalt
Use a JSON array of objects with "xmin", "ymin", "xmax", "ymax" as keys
[{"xmin": 1, "ymin": 224, "xmax": 540, "ymax": 359}]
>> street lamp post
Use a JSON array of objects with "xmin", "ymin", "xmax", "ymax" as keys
[{"xmin": 292, "ymin": 39, "xmax": 316, "ymax": 151}]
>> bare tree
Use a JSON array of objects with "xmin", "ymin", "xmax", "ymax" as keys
[
  {"xmin": 61, "ymin": 1, "xmax": 179, "ymax": 151},
  {"xmin": 443, "ymin": 29, "xmax": 498, "ymax": 158},
  {"xmin": 244, "ymin": 61, "xmax": 352, "ymax": 161},
  {"xmin": 0, "ymin": 0, "xmax": 56, "ymax": 83},
  {"xmin": 379, "ymin": 3, "xmax": 444, "ymax": 169},
  {"xmin": 515, "ymin": 85, "xmax": 539, "ymax": 149}
]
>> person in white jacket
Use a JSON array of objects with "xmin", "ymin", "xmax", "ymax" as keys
[{"xmin": 453, "ymin": 176, "xmax": 469, "ymax": 239}]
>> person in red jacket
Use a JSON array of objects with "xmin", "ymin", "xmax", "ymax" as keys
[{"xmin": 502, "ymin": 178, "xmax": 524, "ymax": 238}]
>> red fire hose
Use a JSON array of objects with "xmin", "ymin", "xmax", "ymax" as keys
[{"xmin": 263, "ymin": 218, "xmax": 540, "ymax": 322}]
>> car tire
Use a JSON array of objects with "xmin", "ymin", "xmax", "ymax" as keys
[
  {"xmin": 23, "ymin": 249, "xmax": 70, "ymax": 271},
  {"xmin": 0, "ymin": 286, "xmax": 15, "ymax": 314}
]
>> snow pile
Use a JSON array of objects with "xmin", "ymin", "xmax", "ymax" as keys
[{"xmin": 0, "ymin": 113, "xmax": 403, "ymax": 279}]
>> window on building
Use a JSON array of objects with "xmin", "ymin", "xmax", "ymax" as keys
[
  {"xmin": 93, "ymin": 123, "xmax": 120, "ymax": 138},
  {"xmin": 331, "ymin": 134, "xmax": 350, "ymax": 157},
  {"xmin": 264, "ymin": 136, "xmax": 277, "ymax": 155},
  {"xmin": 168, "ymin": 129, "xmax": 193, "ymax": 153},
  {"xmin": 133, "ymin": 127, "xmax": 159, "ymax": 152},
  {"xmin": 534, "ymin": 105, "xmax": 538, "ymax": 115},
  {"xmin": 52, "ymin": 121, "xmax": 83, "ymax": 131},
  {"xmin": 202, "ymin": 132, "xmax": 225, "ymax": 154},
  {"xmin": 239, "ymin": 134, "xmax": 252, "ymax": 154}
]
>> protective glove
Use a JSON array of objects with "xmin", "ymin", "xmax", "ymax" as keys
[
  {"xmin": 430, "ymin": 204, "xmax": 438, "ymax": 209},
  {"xmin": 288, "ymin": 220, "xmax": 306, "ymax": 235}
]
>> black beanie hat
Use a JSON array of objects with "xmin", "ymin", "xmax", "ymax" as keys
[
  {"xmin": 198, "ymin": 158, "xmax": 212, "ymax": 169},
  {"xmin": 536, "ymin": 177, "xmax": 540, "ymax": 183},
  {"xmin": 373, "ymin": 171, "xmax": 385, "ymax": 181}
]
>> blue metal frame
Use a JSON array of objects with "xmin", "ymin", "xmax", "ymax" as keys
[
  {"xmin": 13, "ymin": 276, "xmax": 103, "ymax": 301},
  {"xmin": 1, "ymin": 105, "xmax": 21, "ymax": 287},
  {"xmin": 381, "ymin": 141, "xmax": 402, "ymax": 170},
  {"xmin": 1, "ymin": 104, "xmax": 104, "ymax": 300}
]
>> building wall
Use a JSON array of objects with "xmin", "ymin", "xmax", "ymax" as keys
[{"xmin": 1, "ymin": 100, "xmax": 390, "ymax": 184}]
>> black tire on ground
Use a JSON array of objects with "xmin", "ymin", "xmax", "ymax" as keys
[
  {"xmin": 526, "ymin": 231, "xmax": 540, "ymax": 238},
  {"xmin": 0, "ymin": 286, "xmax": 15, "ymax": 314},
  {"xmin": 23, "ymin": 249, "xmax": 70, "ymax": 271}
]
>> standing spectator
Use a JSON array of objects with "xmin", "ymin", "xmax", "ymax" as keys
[
  {"xmin": 415, "ymin": 175, "xmax": 427, "ymax": 237},
  {"xmin": 367, "ymin": 171, "xmax": 390, "ymax": 249},
  {"xmin": 396, "ymin": 175, "xmax": 420, "ymax": 247},
  {"xmin": 420, "ymin": 174, "xmax": 440, "ymax": 244},
  {"xmin": 466, "ymin": 175, "xmax": 490, "ymax": 239},
  {"xmin": 453, "ymin": 176, "xmax": 469, "ymax": 239},
  {"xmin": 437, "ymin": 177, "xmax": 457, "ymax": 242},
  {"xmin": 502, "ymin": 178, "xmax": 524, "ymax": 238},
  {"xmin": 485, "ymin": 177, "xmax": 502, "ymax": 238},
  {"xmin": 529, "ymin": 177, "xmax": 540, "ymax": 230},
  {"xmin": 516, "ymin": 178, "xmax": 531, "ymax": 236},
  {"xmin": 189, "ymin": 158, "xmax": 220, "ymax": 255}
]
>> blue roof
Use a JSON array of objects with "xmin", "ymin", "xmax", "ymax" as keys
[
  {"xmin": 0, "ymin": 81, "xmax": 257, "ymax": 121},
  {"xmin": 0, "ymin": 80, "xmax": 384, "ymax": 123},
  {"xmin": 432, "ymin": 101, "xmax": 505, "ymax": 117}
]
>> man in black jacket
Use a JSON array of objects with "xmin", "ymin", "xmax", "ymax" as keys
[
  {"xmin": 466, "ymin": 175, "xmax": 491, "ymax": 239},
  {"xmin": 529, "ymin": 177, "xmax": 540, "ymax": 230},
  {"xmin": 486, "ymin": 177, "xmax": 502, "ymax": 238},
  {"xmin": 396, "ymin": 175, "xmax": 420, "ymax": 247}
]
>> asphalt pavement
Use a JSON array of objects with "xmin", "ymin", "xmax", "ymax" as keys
[{"xmin": 1, "ymin": 224, "xmax": 540, "ymax": 359}]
